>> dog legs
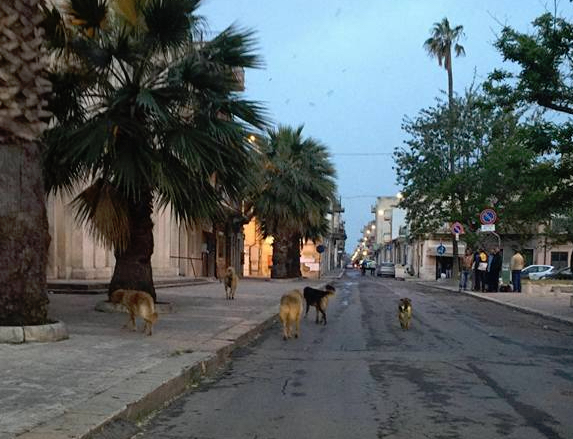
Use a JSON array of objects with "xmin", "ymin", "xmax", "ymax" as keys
[
  {"xmin": 125, "ymin": 313, "xmax": 137, "ymax": 331},
  {"xmin": 280, "ymin": 314, "xmax": 289, "ymax": 340},
  {"xmin": 314, "ymin": 304, "xmax": 327, "ymax": 325},
  {"xmin": 143, "ymin": 319, "xmax": 152, "ymax": 336}
]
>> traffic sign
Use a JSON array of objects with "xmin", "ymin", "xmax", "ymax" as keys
[
  {"xmin": 451, "ymin": 221, "xmax": 465, "ymax": 234},
  {"xmin": 436, "ymin": 244, "xmax": 446, "ymax": 256},
  {"xmin": 316, "ymin": 244, "xmax": 325, "ymax": 253},
  {"xmin": 480, "ymin": 224, "xmax": 496, "ymax": 232},
  {"xmin": 480, "ymin": 208, "xmax": 497, "ymax": 225}
]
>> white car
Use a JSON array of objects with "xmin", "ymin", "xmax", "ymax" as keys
[{"xmin": 522, "ymin": 264, "xmax": 555, "ymax": 280}]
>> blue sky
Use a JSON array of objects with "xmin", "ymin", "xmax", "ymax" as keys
[{"xmin": 199, "ymin": 0, "xmax": 565, "ymax": 252}]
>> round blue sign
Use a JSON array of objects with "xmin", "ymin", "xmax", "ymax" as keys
[
  {"xmin": 436, "ymin": 244, "xmax": 446, "ymax": 256},
  {"xmin": 316, "ymin": 244, "xmax": 325, "ymax": 253}
]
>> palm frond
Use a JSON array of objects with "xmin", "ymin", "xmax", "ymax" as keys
[
  {"xmin": 205, "ymin": 24, "xmax": 263, "ymax": 70},
  {"xmin": 71, "ymin": 179, "xmax": 130, "ymax": 250},
  {"xmin": 143, "ymin": 0, "xmax": 200, "ymax": 52},
  {"xmin": 66, "ymin": 0, "xmax": 109, "ymax": 37}
]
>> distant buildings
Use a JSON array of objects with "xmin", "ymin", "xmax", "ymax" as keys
[{"xmin": 353, "ymin": 195, "xmax": 572, "ymax": 281}]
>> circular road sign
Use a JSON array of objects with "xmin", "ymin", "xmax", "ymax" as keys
[
  {"xmin": 480, "ymin": 208, "xmax": 497, "ymax": 225},
  {"xmin": 451, "ymin": 221, "xmax": 465, "ymax": 234},
  {"xmin": 436, "ymin": 244, "xmax": 446, "ymax": 256},
  {"xmin": 316, "ymin": 244, "xmax": 325, "ymax": 254}
]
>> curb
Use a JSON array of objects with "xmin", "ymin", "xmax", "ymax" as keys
[
  {"xmin": 15, "ymin": 308, "xmax": 279, "ymax": 439},
  {"xmin": 0, "ymin": 321, "xmax": 69, "ymax": 344},
  {"xmin": 422, "ymin": 282, "xmax": 573, "ymax": 327}
]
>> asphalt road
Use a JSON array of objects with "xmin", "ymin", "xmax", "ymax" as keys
[{"xmin": 134, "ymin": 271, "xmax": 573, "ymax": 439}]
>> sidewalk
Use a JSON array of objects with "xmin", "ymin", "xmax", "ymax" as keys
[
  {"xmin": 416, "ymin": 278, "xmax": 573, "ymax": 326},
  {"xmin": 1, "ymin": 272, "xmax": 343, "ymax": 439}
]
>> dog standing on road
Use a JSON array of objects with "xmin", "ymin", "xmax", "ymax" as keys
[
  {"xmin": 398, "ymin": 297, "xmax": 412, "ymax": 330},
  {"xmin": 110, "ymin": 289, "xmax": 158, "ymax": 336},
  {"xmin": 303, "ymin": 284, "xmax": 336, "ymax": 325},
  {"xmin": 279, "ymin": 289, "xmax": 304, "ymax": 340},
  {"xmin": 224, "ymin": 266, "xmax": 238, "ymax": 300}
]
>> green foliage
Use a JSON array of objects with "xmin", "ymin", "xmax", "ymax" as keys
[
  {"xmin": 41, "ymin": 0, "xmax": 268, "ymax": 250},
  {"xmin": 488, "ymin": 10, "xmax": 573, "ymax": 225},
  {"xmin": 423, "ymin": 17, "xmax": 466, "ymax": 73},
  {"xmin": 253, "ymin": 125, "xmax": 337, "ymax": 242},
  {"xmin": 394, "ymin": 88, "xmax": 538, "ymax": 240}
]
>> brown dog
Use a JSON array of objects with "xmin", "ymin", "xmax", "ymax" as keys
[
  {"xmin": 110, "ymin": 289, "xmax": 158, "ymax": 336},
  {"xmin": 279, "ymin": 289, "xmax": 304, "ymax": 340},
  {"xmin": 398, "ymin": 297, "xmax": 412, "ymax": 330},
  {"xmin": 224, "ymin": 266, "xmax": 238, "ymax": 300}
]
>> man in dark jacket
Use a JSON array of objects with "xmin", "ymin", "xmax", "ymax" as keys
[{"xmin": 488, "ymin": 248, "xmax": 503, "ymax": 292}]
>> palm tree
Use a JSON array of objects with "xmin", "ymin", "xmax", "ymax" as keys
[
  {"xmin": 424, "ymin": 17, "xmax": 466, "ymax": 106},
  {"xmin": 41, "ymin": 0, "xmax": 267, "ymax": 300},
  {"xmin": 253, "ymin": 126, "xmax": 336, "ymax": 279},
  {"xmin": 424, "ymin": 17, "xmax": 466, "ymax": 278},
  {"xmin": 0, "ymin": 0, "xmax": 52, "ymax": 325}
]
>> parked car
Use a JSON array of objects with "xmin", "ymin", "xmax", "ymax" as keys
[
  {"xmin": 377, "ymin": 262, "xmax": 396, "ymax": 278},
  {"xmin": 539, "ymin": 266, "xmax": 573, "ymax": 280},
  {"xmin": 522, "ymin": 264, "xmax": 554, "ymax": 280}
]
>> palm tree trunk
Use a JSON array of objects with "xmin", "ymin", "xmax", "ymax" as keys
[
  {"xmin": 287, "ymin": 234, "xmax": 302, "ymax": 278},
  {"xmin": 447, "ymin": 61, "xmax": 460, "ymax": 279},
  {"xmin": 0, "ymin": 140, "xmax": 50, "ymax": 325},
  {"xmin": 271, "ymin": 235, "xmax": 290, "ymax": 279},
  {"xmin": 108, "ymin": 190, "xmax": 156, "ymax": 301},
  {"xmin": 0, "ymin": 0, "xmax": 52, "ymax": 326}
]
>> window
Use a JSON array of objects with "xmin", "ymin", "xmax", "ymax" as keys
[{"xmin": 551, "ymin": 252, "xmax": 568, "ymax": 269}]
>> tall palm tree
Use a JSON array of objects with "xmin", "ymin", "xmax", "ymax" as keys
[
  {"xmin": 0, "ymin": 0, "xmax": 52, "ymax": 325},
  {"xmin": 41, "ymin": 0, "xmax": 267, "ymax": 300},
  {"xmin": 424, "ymin": 17, "xmax": 466, "ymax": 107},
  {"xmin": 424, "ymin": 17, "xmax": 465, "ymax": 278},
  {"xmin": 254, "ymin": 126, "xmax": 336, "ymax": 279}
]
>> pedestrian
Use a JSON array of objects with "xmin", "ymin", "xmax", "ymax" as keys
[
  {"xmin": 460, "ymin": 248, "xmax": 473, "ymax": 291},
  {"xmin": 473, "ymin": 249, "xmax": 481, "ymax": 291},
  {"xmin": 361, "ymin": 260, "xmax": 367, "ymax": 276},
  {"xmin": 477, "ymin": 248, "xmax": 488, "ymax": 292},
  {"xmin": 510, "ymin": 249, "xmax": 525, "ymax": 292},
  {"xmin": 488, "ymin": 248, "xmax": 503, "ymax": 292}
]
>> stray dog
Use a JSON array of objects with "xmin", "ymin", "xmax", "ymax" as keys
[
  {"xmin": 398, "ymin": 297, "xmax": 412, "ymax": 330},
  {"xmin": 224, "ymin": 266, "xmax": 238, "ymax": 300},
  {"xmin": 110, "ymin": 289, "xmax": 158, "ymax": 336},
  {"xmin": 279, "ymin": 289, "xmax": 304, "ymax": 340},
  {"xmin": 303, "ymin": 284, "xmax": 336, "ymax": 325}
]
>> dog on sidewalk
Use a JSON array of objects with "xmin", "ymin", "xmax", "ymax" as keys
[
  {"xmin": 110, "ymin": 289, "xmax": 158, "ymax": 336},
  {"xmin": 279, "ymin": 289, "xmax": 304, "ymax": 340},
  {"xmin": 398, "ymin": 297, "xmax": 412, "ymax": 330},
  {"xmin": 224, "ymin": 266, "xmax": 238, "ymax": 300},
  {"xmin": 303, "ymin": 284, "xmax": 336, "ymax": 325}
]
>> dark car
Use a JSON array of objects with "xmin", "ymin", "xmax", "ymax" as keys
[{"xmin": 539, "ymin": 266, "xmax": 573, "ymax": 280}]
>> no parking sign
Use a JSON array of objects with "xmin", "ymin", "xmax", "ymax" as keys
[
  {"xmin": 480, "ymin": 208, "xmax": 497, "ymax": 225},
  {"xmin": 451, "ymin": 221, "xmax": 465, "ymax": 234}
]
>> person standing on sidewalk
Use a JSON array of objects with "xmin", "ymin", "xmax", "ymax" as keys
[
  {"xmin": 488, "ymin": 248, "xmax": 503, "ymax": 292},
  {"xmin": 510, "ymin": 249, "xmax": 525, "ymax": 292},
  {"xmin": 460, "ymin": 248, "xmax": 473, "ymax": 291},
  {"xmin": 477, "ymin": 249, "xmax": 488, "ymax": 292}
]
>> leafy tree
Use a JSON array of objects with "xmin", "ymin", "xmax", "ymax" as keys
[
  {"xmin": 394, "ymin": 89, "xmax": 538, "ymax": 253},
  {"xmin": 0, "ymin": 0, "xmax": 52, "ymax": 325},
  {"xmin": 41, "ymin": 0, "xmax": 267, "ymax": 300},
  {"xmin": 253, "ymin": 126, "xmax": 336, "ymax": 278},
  {"xmin": 490, "ymin": 11, "xmax": 573, "ymax": 242}
]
